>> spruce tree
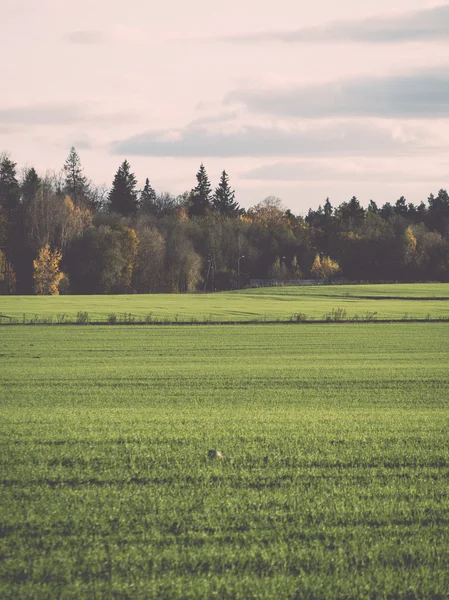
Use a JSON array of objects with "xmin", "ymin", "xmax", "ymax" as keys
[
  {"xmin": 63, "ymin": 147, "xmax": 89, "ymax": 205},
  {"xmin": 189, "ymin": 163, "xmax": 212, "ymax": 217},
  {"xmin": 0, "ymin": 155, "xmax": 29, "ymax": 293},
  {"xmin": 0, "ymin": 154, "xmax": 20, "ymax": 217},
  {"xmin": 140, "ymin": 178, "xmax": 157, "ymax": 215},
  {"xmin": 108, "ymin": 160, "xmax": 138, "ymax": 216},
  {"xmin": 21, "ymin": 167, "xmax": 41, "ymax": 206},
  {"xmin": 323, "ymin": 197, "xmax": 333, "ymax": 218},
  {"xmin": 212, "ymin": 170, "xmax": 240, "ymax": 217}
]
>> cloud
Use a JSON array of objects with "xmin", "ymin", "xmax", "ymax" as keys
[
  {"xmin": 111, "ymin": 120, "xmax": 425, "ymax": 158},
  {"xmin": 223, "ymin": 4, "xmax": 449, "ymax": 44},
  {"xmin": 0, "ymin": 103, "xmax": 140, "ymax": 126},
  {"xmin": 243, "ymin": 161, "xmax": 442, "ymax": 182},
  {"xmin": 0, "ymin": 103, "xmax": 87, "ymax": 125},
  {"xmin": 65, "ymin": 30, "xmax": 108, "ymax": 45},
  {"xmin": 226, "ymin": 69, "xmax": 449, "ymax": 119}
]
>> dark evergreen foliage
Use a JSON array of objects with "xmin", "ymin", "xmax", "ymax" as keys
[
  {"xmin": 21, "ymin": 168, "xmax": 41, "ymax": 206},
  {"xmin": 63, "ymin": 147, "xmax": 90, "ymax": 206},
  {"xmin": 189, "ymin": 164, "xmax": 212, "ymax": 217},
  {"xmin": 139, "ymin": 178, "xmax": 157, "ymax": 215},
  {"xmin": 0, "ymin": 155, "xmax": 20, "ymax": 217},
  {"xmin": 213, "ymin": 171, "xmax": 240, "ymax": 217},
  {"xmin": 108, "ymin": 160, "xmax": 138, "ymax": 217}
]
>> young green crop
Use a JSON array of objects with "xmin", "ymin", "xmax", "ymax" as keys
[
  {"xmin": 1, "ymin": 323, "xmax": 449, "ymax": 598},
  {"xmin": 1, "ymin": 282, "xmax": 449, "ymax": 324}
]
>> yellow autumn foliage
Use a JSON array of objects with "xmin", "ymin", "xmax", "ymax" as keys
[
  {"xmin": 403, "ymin": 226, "xmax": 417, "ymax": 265},
  {"xmin": 33, "ymin": 244, "xmax": 64, "ymax": 295},
  {"xmin": 311, "ymin": 254, "xmax": 341, "ymax": 280}
]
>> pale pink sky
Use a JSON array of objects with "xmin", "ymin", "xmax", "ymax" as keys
[{"xmin": 1, "ymin": 0, "xmax": 449, "ymax": 213}]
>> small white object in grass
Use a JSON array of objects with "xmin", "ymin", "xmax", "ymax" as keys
[{"xmin": 208, "ymin": 449, "xmax": 224, "ymax": 460}]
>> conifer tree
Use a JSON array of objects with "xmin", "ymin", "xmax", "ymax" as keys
[
  {"xmin": 63, "ymin": 147, "xmax": 89, "ymax": 206},
  {"xmin": 189, "ymin": 163, "xmax": 212, "ymax": 217},
  {"xmin": 212, "ymin": 170, "xmax": 240, "ymax": 217},
  {"xmin": 323, "ymin": 197, "xmax": 333, "ymax": 218},
  {"xmin": 140, "ymin": 178, "xmax": 157, "ymax": 214},
  {"xmin": 21, "ymin": 167, "xmax": 41, "ymax": 206},
  {"xmin": 108, "ymin": 160, "xmax": 138, "ymax": 216},
  {"xmin": 0, "ymin": 154, "xmax": 20, "ymax": 217}
]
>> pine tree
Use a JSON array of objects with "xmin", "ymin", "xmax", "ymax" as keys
[
  {"xmin": 139, "ymin": 178, "xmax": 157, "ymax": 214},
  {"xmin": 63, "ymin": 147, "xmax": 89, "ymax": 206},
  {"xmin": 212, "ymin": 170, "xmax": 240, "ymax": 217},
  {"xmin": 108, "ymin": 160, "xmax": 138, "ymax": 216},
  {"xmin": 0, "ymin": 154, "xmax": 20, "ymax": 217},
  {"xmin": 21, "ymin": 167, "xmax": 41, "ymax": 205},
  {"xmin": 368, "ymin": 200, "xmax": 379, "ymax": 214},
  {"xmin": 323, "ymin": 198, "xmax": 333, "ymax": 218},
  {"xmin": 1, "ymin": 158, "xmax": 34, "ymax": 293},
  {"xmin": 189, "ymin": 163, "xmax": 212, "ymax": 217}
]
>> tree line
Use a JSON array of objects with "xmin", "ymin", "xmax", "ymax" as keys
[{"xmin": 1, "ymin": 148, "xmax": 449, "ymax": 295}]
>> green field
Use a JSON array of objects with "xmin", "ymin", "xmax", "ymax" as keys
[
  {"xmin": 1, "ymin": 283, "xmax": 449, "ymax": 324},
  {"xmin": 1, "ymin": 322, "xmax": 449, "ymax": 598}
]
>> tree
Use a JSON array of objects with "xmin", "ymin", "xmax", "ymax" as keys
[
  {"xmin": 402, "ymin": 225, "xmax": 417, "ymax": 266},
  {"xmin": 427, "ymin": 189, "xmax": 449, "ymax": 235},
  {"xmin": 66, "ymin": 225, "xmax": 138, "ymax": 294},
  {"xmin": 139, "ymin": 178, "xmax": 157, "ymax": 215},
  {"xmin": 133, "ymin": 226, "xmax": 165, "ymax": 292},
  {"xmin": 270, "ymin": 256, "xmax": 288, "ymax": 281},
  {"xmin": 336, "ymin": 196, "xmax": 365, "ymax": 224},
  {"xmin": 165, "ymin": 227, "xmax": 202, "ymax": 292},
  {"xmin": 21, "ymin": 167, "xmax": 41, "ymax": 206},
  {"xmin": 189, "ymin": 163, "xmax": 212, "ymax": 217},
  {"xmin": 63, "ymin": 147, "xmax": 90, "ymax": 206},
  {"xmin": 311, "ymin": 254, "xmax": 340, "ymax": 280},
  {"xmin": 380, "ymin": 202, "xmax": 395, "ymax": 220},
  {"xmin": 27, "ymin": 184, "xmax": 91, "ymax": 251},
  {"xmin": 118, "ymin": 226, "xmax": 139, "ymax": 292},
  {"xmin": 249, "ymin": 196, "xmax": 285, "ymax": 224},
  {"xmin": 59, "ymin": 196, "xmax": 92, "ymax": 250},
  {"xmin": 394, "ymin": 196, "xmax": 408, "ymax": 217},
  {"xmin": 290, "ymin": 255, "xmax": 302, "ymax": 279},
  {"xmin": 0, "ymin": 154, "xmax": 20, "ymax": 217},
  {"xmin": 0, "ymin": 250, "xmax": 16, "ymax": 294},
  {"xmin": 368, "ymin": 200, "xmax": 379, "ymax": 214},
  {"xmin": 0, "ymin": 155, "xmax": 29, "ymax": 292},
  {"xmin": 108, "ymin": 160, "xmax": 138, "ymax": 216},
  {"xmin": 212, "ymin": 170, "xmax": 239, "ymax": 217},
  {"xmin": 323, "ymin": 198, "xmax": 333, "ymax": 219},
  {"xmin": 33, "ymin": 244, "xmax": 64, "ymax": 295}
]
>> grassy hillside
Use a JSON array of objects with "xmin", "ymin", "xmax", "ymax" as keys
[
  {"xmin": 1, "ymin": 323, "xmax": 449, "ymax": 597},
  {"xmin": 1, "ymin": 283, "xmax": 449, "ymax": 323}
]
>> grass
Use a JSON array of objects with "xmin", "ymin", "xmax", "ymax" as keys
[
  {"xmin": 1, "ymin": 283, "xmax": 449, "ymax": 324},
  {"xmin": 1, "ymin": 323, "xmax": 449, "ymax": 598}
]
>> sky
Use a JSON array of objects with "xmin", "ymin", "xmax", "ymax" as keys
[{"xmin": 1, "ymin": 0, "xmax": 449, "ymax": 214}]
